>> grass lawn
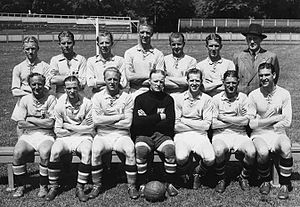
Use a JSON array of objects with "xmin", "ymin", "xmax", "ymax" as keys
[{"xmin": 1, "ymin": 39, "xmax": 300, "ymax": 206}]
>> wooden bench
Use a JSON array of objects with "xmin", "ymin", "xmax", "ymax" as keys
[{"xmin": 1, "ymin": 143, "xmax": 300, "ymax": 191}]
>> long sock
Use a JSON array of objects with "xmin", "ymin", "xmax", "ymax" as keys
[
  {"xmin": 48, "ymin": 162, "xmax": 62, "ymax": 187},
  {"xmin": 241, "ymin": 162, "xmax": 252, "ymax": 179},
  {"xmin": 194, "ymin": 160, "xmax": 209, "ymax": 177},
  {"xmin": 164, "ymin": 160, "xmax": 176, "ymax": 184},
  {"xmin": 77, "ymin": 162, "xmax": 91, "ymax": 185},
  {"xmin": 137, "ymin": 161, "xmax": 148, "ymax": 185},
  {"xmin": 124, "ymin": 164, "xmax": 137, "ymax": 185},
  {"xmin": 215, "ymin": 161, "xmax": 226, "ymax": 181},
  {"xmin": 12, "ymin": 164, "xmax": 26, "ymax": 187},
  {"xmin": 39, "ymin": 163, "xmax": 48, "ymax": 186},
  {"xmin": 279, "ymin": 157, "xmax": 293, "ymax": 185},
  {"xmin": 91, "ymin": 164, "xmax": 103, "ymax": 186},
  {"xmin": 257, "ymin": 160, "xmax": 271, "ymax": 182},
  {"xmin": 177, "ymin": 157, "xmax": 193, "ymax": 175}
]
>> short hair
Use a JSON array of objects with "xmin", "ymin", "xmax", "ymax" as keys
[
  {"xmin": 205, "ymin": 33, "xmax": 222, "ymax": 45},
  {"xmin": 23, "ymin": 36, "xmax": 39, "ymax": 47},
  {"xmin": 138, "ymin": 17, "xmax": 153, "ymax": 32},
  {"xmin": 97, "ymin": 31, "xmax": 114, "ymax": 45},
  {"xmin": 258, "ymin": 62, "xmax": 275, "ymax": 74},
  {"xmin": 149, "ymin": 69, "xmax": 166, "ymax": 79},
  {"xmin": 186, "ymin": 68, "xmax": 202, "ymax": 80},
  {"xmin": 169, "ymin": 32, "xmax": 185, "ymax": 45},
  {"xmin": 64, "ymin": 75, "xmax": 80, "ymax": 86},
  {"xmin": 103, "ymin": 67, "xmax": 121, "ymax": 79},
  {"xmin": 223, "ymin": 70, "xmax": 239, "ymax": 80},
  {"xmin": 27, "ymin": 72, "xmax": 45, "ymax": 85},
  {"xmin": 58, "ymin": 31, "xmax": 75, "ymax": 44}
]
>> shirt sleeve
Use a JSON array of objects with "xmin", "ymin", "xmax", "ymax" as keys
[
  {"xmin": 11, "ymin": 65, "xmax": 21, "ymax": 90},
  {"xmin": 49, "ymin": 57, "xmax": 59, "ymax": 76},
  {"xmin": 12, "ymin": 97, "xmax": 28, "ymax": 122},
  {"xmin": 78, "ymin": 56, "xmax": 87, "ymax": 87},
  {"xmin": 47, "ymin": 95, "xmax": 57, "ymax": 119},
  {"xmin": 54, "ymin": 102, "xmax": 64, "ymax": 131},
  {"xmin": 155, "ymin": 51, "xmax": 165, "ymax": 71},
  {"xmin": 86, "ymin": 58, "xmax": 97, "ymax": 88},
  {"xmin": 228, "ymin": 60, "xmax": 236, "ymax": 71}
]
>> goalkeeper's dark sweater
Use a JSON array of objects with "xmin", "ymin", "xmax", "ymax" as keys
[{"xmin": 130, "ymin": 90, "xmax": 175, "ymax": 140}]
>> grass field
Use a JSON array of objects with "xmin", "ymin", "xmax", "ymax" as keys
[{"xmin": 1, "ymin": 40, "xmax": 300, "ymax": 206}]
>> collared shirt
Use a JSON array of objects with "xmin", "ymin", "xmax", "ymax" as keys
[
  {"xmin": 212, "ymin": 91, "xmax": 248, "ymax": 134},
  {"xmin": 86, "ymin": 54, "xmax": 127, "ymax": 89},
  {"xmin": 54, "ymin": 93, "xmax": 93, "ymax": 136},
  {"xmin": 173, "ymin": 90, "xmax": 212, "ymax": 134},
  {"xmin": 91, "ymin": 88, "xmax": 133, "ymax": 134},
  {"xmin": 124, "ymin": 45, "xmax": 164, "ymax": 87},
  {"xmin": 50, "ymin": 53, "xmax": 87, "ymax": 93},
  {"xmin": 164, "ymin": 54, "xmax": 197, "ymax": 77},
  {"xmin": 12, "ymin": 92, "xmax": 56, "ymax": 134},
  {"xmin": 233, "ymin": 48, "xmax": 280, "ymax": 95},
  {"xmin": 11, "ymin": 58, "xmax": 51, "ymax": 92},
  {"xmin": 248, "ymin": 85, "xmax": 292, "ymax": 134}
]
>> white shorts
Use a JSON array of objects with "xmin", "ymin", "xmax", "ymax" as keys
[
  {"xmin": 213, "ymin": 132, "xmax": 251, "ymax": 153},
  {"xmin": 19, "ymin": 131, "xmax": 55, "ymax": 151},
  {"xmin": 174, "ymin": 131, "xmax": 215, "ymax": 163},
  {"xmin": 94, "ymin": 132, "xmax": 134, "ymax": 152},
  {"xmin": 251, "ymin": 130, "xmax": 288, "ymax": 152},
  {"xmin": 59, "ymin": 135, "xmax": 93, "ymax": 152}
]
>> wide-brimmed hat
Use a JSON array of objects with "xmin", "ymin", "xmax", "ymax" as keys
[{"xmin": 242, "ymin": 23, "xmax": 267, "ymax": 39}]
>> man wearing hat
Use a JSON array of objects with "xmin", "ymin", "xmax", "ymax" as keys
[{"xmin": 233, "ymin": 23, "xmax": 280, "ymax": 95}]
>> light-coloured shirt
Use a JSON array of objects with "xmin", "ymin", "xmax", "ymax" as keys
[
  {"xmin": 212, "ymin": 91, "xmax": 248, "ymax": 134},
  {"xmin": 92, "ymin": 89, "xmax": 133, "ymax": 135},
  {"xmin": 54, "ymin": 93, "xmax": 93, "ymax": 136},
  {"xmin": 248, "ymin": 85, "xmax": 292, "ymax": 134},
  {"xmin": 86, "ymin": 54, "xmax": 127, "ymax": 90},
  {"xmin": 50, "ymin": 53, "xmax": 87, "ymax": 93},
  {"xmin": 164, "ymin": 54, "xmax": 197, "ymax": 77},
  {"xmin": 196, "ymin": 57, "xmax": 235, "ymax": 96},
  {"xmin": 11, "ymin": 58, "xmax": 51, "ymax": 92},
  {"xmin": 173, "ymin": 90, "xmax": 212, "ymax": 134},
  {"xmin": 12, "ymin": 93, "xmax": 56, "ymax": 134}
]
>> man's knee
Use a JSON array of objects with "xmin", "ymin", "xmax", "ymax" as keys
[
  {"xmin": 212, "ymin": 141, "xmax": 227, "ymax": 158},
  {"xmin": 50, "ymin": 142, "xmax": 65, "ymax": 161},
  {"xmin": 135, "ymin": 143, "xmax": 150, "ymax": 161},
  {"xmin": 162, "ymin": 144, "xmax": 176, "ymax": 163},
  {"xmin": 243, "ymin": 141, "xmax": 256, "ymax": 159},
  {"xmin": 279, "ymin": 138, "xmax": 292, "ymax": 158}
]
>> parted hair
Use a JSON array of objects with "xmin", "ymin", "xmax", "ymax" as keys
[
  {"xmin": 138, "ymin": 17, "xmax": 153, "ymax": 32},
  {"xmin": 223, "ymin": 70, "xmax": 239, "ymax": 80},
  {"xmin": 186, "ymin": 68, "xmax": 202, "ymax": 80},
  {"xmin": 149, "ymin": 69, "xmax": 166, "ymax": 78},
  {"xmin": 27, "ymin": 72, "xmax": 46, "ymax": 85},
  {"xmin": 63, "ymin": 75, "xmax": 80, "ymax": 86},
  {"xmin": 97, "ymin": 31, "xmax": 114, "ymax": 45},
  {"xmin": 103, "ymin": 67, "xmax": 121, "ymax": 79},
  {"xmin": 205, "ymin": 33, "xmax": 222, "ymax": 45},
  {"xmin": 58, "ymin": 30, "xmax": 75, "ymax": 44},
  {"xmin": 169, "ymin": 32, "xmax": 185, "ymax": 45},
  {"xmin": 258, "ymin": 62, "xmax": 275, "ymax": 74},
  {"xmin": 23, "ymin": 36, "xmax": 39, "ymax": 48}
]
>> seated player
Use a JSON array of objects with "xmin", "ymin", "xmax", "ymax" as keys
[
  {"xmin": 173, "ymin": 68, "xmax": 215, "ymax": 189},
  {"xmin": 248, "ymin": 63, "xmax": 293, "ymax": 199},
  {"xmin": 11, "ymin": 73, "xmax": 56, "ymax": 198},
  {"xmin": 46, "ymin": 76, "xmax": 94, "ymax": 202},
  {"xmin": 130, "ymin": 69, "xmax": 178, "ymax": 197},
  {"xmin": 164, "ymin": 32, "xmax": 197, "ymax": 94},
  {"xmin": 86, "ymin": 31, "xmax": 127, "ymax": 96},
  {"xmin": 211, "ymin": 70, "xmax": 256, "ymax": 193},
  {"xmin": 89, "ymin": 67, "xmax": 139, "ymax": 199}
]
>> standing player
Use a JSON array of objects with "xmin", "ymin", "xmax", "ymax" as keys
[
  {"xmin": 131, "ymin": 69, "xmax": 178, "ymax": 197},
  {"xmin": 124, "ymin": 17, "xmax": 165, "ymax": 98},
  {"xmin": 50, "ymin": 31, "xmax": 87, "ymax": 98},
  {"xmin": 46, "ymin": 76, "xmax": 94, "ymax": 202},
  {"xmin": 233, "ymin": 24, "xmax": 280, "ymax": 95},
  {"xmin": 89, "ymin": 67, "xmax": 139, "ymax": 199},
  {"xmin": 173, "ymin": 68, "xmax": 215, "ymax": 189},
  {"xmin": 164, "ymin": 32, "xmax": 197, "ymax": 93},
  {"xmin": 211, "ymin": 70, "xmax": 256, "ymax": 193},
  {"xmin": 196, "ymin": 33, "xmax": 235, "ymax": 97},
  {"xmin": 86, "ymin": 31, "xmax": 127, "ymax": 95},
  {"xmin": 11, "ymin": 73, "xmax": 56, "ymax": 198},
  {"xmin": 11, "ymin": 36, "xmax": 51, "ymax": 136},
  {"xmin": 248, "ymin": 63, "xmax": 292, "ymax": 199}
]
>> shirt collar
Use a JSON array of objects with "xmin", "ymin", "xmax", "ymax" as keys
[
  {"xmin": 207, "ymin": 57, "xmax": 223, "ymax": 65},
  {"xmin": 183, "ymin": 90, "xmax": 202, "ymax": 101},
  {"xmin": 95, "ymin": 54, "xmax": 115, "ymax": 63},
  {"xmin": 25, "ymin": 58, "xmax": 41, "ymax": 67},
  {"xmin": 220, "ymin": 91, "xmax": 240, "ymax": 102},
  {"xmin": 103, "ymin": 88, "xmax": 122, "ymax": 100},
  {"xmin": 172, "ymin": 53, "xmax": 185, "ymax": 61},
  {"xmin": 65, "ymin": 94, "xmax": 83, "ymax": 108},
  {"xmin": 136, "ymin": 44, "xmax": 154, "ymax": 53},
  {"xmin": 58, "ymin": 53, "xmax": 78, "ymax": 62}
]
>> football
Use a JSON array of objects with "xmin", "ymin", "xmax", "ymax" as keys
[{"xmin": 144, "ymin": 181, "xmax": 166, "ymax": 202}]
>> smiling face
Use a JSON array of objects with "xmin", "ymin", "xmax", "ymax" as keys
[
  {"xmin": 149, "ymin": 72, "xmax": 165, "ymax": 92},
  {"xmin": 138, "ymin": 25, "xmax": 153, "ymax": 46},
  {"xmin": 29, "ymin": 75, "xmax": 45, "ymax": 98},
  {"xmin": 59, "ymin": 36, "xmax": 74, "ymax": 56},
  {"xmin": 170, "ymin": 36, "xmax": 185, "ymax": 58},
  {"xmin": 187, "ymin": 73, "xmax": 202, "ymax": 94},
  {"xmin": 207, "ymin": 39, "xmax": 222, "ymax": 60},
  {"xmin": 224, "ymin": 76, "xmax": 239, "ymax": 97},
  {"xmin": 258, "ymin": 68, "xmax": 276, "ymax": 89},
  {"xmin": 246, "ymin": 34, "xmax": 262, "ymax": 53},
  {"xmin": 23, "ymin": 41, "xmax": 39, "ymax": 63},
  {"xmin": 104, "ymin": 70, "xmax": 120, "ymax": 94},
  {"xmin": 98, "ymin": 35, "xmax": 113, "ymax": 57},
  {"xmin": 65, "ymin": 80, "xmax": 79, "ymax": 100}
]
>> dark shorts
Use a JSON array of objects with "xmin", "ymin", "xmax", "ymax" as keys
[{"xmin": 135, "ymin": 132, "xmax": 172, "ymax": 151}]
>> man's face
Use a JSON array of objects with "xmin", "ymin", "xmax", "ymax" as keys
[
  {"xmin": 138, "ymin": 25, "xmax": 153, "ymax": 45},
  {"xmin": 246, "ymin": 34, "xmax": 262, "ymax": 52},
  {"xmin": 23, "ymin": 42, "xmax": 39, "ymax": 62},
  {"xmin": 149, "ymin": 72, "xmax": 165, "ymax": 92},
  {"xmin": 187, "ymin": 73, "xmax": 202, "ymax": 94},
  {"xmin": 224, "ymin": 76, "xmax": 239, "ymax": 96},
  {"xmin": 65, "ymin": 80, "xmax": 79, "ymax": 99},
  {"xmin": 170, "ymin": 37, "xmax": 185, "ymax": 57},
  {"xmin": 207, "ymin": 39, "xmax": 222, "ymax": 59},
  {"xmin": 59, "ymin": 36, "xmax": 74, "ymax": 55},
  {"xmin": 98, "ymin": 36, "xmax": 112, "ymax": 56},
  {"xmin": 104, "ymin": 70, "xmax": 120, "ymax": 93},
  {"xmin": 258, "ymin": 68, "xmax": 275, "ymax": 88},
  {"xmin": 29, "ymin": 75, "xmax": 45, "ymax": 97}
]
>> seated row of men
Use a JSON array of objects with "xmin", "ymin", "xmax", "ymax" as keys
[{"xmin": 11, "ymin": 61, "xmax": 293, "ymax": 202}]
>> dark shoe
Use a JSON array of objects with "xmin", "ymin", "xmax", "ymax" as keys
[
  {"xmin": 88, "ymin": 185, "xmax": 102, "ymax": 199},
  {"xmin": 13, "ymin": 186, "xmax": 25, "ymax": 198},
  {"xmin": 215, "ymin": 180, "xmax": 226, "ymax": 193},
  {"xmin": 259, "ymin": 182, "xmax": 271, "ymax": 195},
  {"xmin": 193, "ymin": 174, "xmax": 201, "ymax": 190},
  {"xmin": 45, "ymin": 186, "xmax": 60, "ymax": 201},
  {"xmin": 128, "ymin": 184, "xmax": 139, "ymax": 199},
  {"xmin": 180, "ymin": 174, "xmax": 190, "ymax": 185},
  {"xmin": 278, "ymin": 185, "xmax": 289, "ymax": 200},
  {"xmin": 166, "ymin": 183, "xmax": 178, "ymax": 197},
  {"xmin": 139, "ymin": 184, "xmax": 145, "ymax": 197},
  {"xmin": 37, "ymin": 185, "xmax": 48, "ymax": 198},
  {"xmin": 76, "ymin": 186, "xmax": 89, "ymax": 202},
  {"xmin": 237, "ymin": 175, "xmax": 250, "ymax": 191}
]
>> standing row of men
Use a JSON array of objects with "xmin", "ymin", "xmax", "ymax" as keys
[{"xmin": 10, "ymin": 17, "xmax": 292, "ymax": 201}]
